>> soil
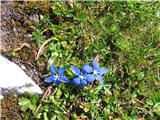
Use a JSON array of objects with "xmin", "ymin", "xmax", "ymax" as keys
[
  {"xmin": 1, "ymin": 96, "xmax": 22, "ymax": 120},
  {"xmin": 0, "ymin": 1, "xmax": 51, "ymax": 119}
]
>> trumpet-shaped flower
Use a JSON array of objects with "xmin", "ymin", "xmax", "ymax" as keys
[
  {"xmin": 71, "ymin": 65, "xmax": 95, "ymax": 86},
  {"xmin": 44, "ymin": 65, "xmax": 69, "ymax": 86},
  {"xmin": 92, "ymin": 60, "xmax": 108, "ymax": 84}
]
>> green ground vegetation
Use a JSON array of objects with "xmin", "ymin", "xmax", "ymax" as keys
[{"xmin": 19, "ymin": 1, "xmax": 160, "ymax": 120}]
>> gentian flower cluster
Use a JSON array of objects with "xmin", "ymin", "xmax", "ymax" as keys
[
  {"xmin": 44, "ymin": 60, "xmax": 108, "ymax": 87},
  {"xmin": 71, "ymin": 60, "xmax": 108, "ymax": 86},
  {"xmin": 71, "ymin": 65, "xmax": 95, "ymax": 86}
]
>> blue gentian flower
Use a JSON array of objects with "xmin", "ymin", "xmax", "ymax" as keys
[
  {"xmin": 92, "ymin": 60, "xmax": 108, "ymax": 84},
  {"xmin": 71, "ymin": 65, "xmax": 95, "ymax": 86},
  {"xmin": 44, "ymin": 65, "xmax": 69, "ymax": 86}
]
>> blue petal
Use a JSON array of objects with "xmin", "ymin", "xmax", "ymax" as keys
[
  {"xmin": 79, "ymin": 79, "xmax": 87, "ymax": 86},
  {"xmin": 71, "ymin": 66, "xmax": 81, "ymax": 75},
  {"xmin": 44, "ymin": 76, "xmax": 56, "ymax": 83},
  {"xmin": 54, "ymin": 80, "xmax": 61, "ymax": 86},
  {"xmin": 60, "ymin": 76, "xmax": 69, "ymax": 83},
  {"xmin": 82, "ymin": 69, "xmax": 87, "ymax": 75},
  {"xmin": 58, "ymin": 67, "xmax": 66, "ymax": 75},
  {"xmin": 72, "ymin": 77, "xmax": 80, "ymax": 85},
  {"xmin": 82, "ymin": 64, "xmax": 93, "ymax": 73},
  {"xmin": 85, "ymin": 74, "xmax": 95, "ymax": 83},
  {"xmin": 99, "ymin": 67, "xmax": 108, "ymax": 75},
  {"xmin": 96, "ymin": 75, "xmax": 104, "ymax": 84},
  {"xmin": 50, "ymin": 65, "xmax": 57, "ymax": 74},
  {"xmin": 93, "ymin": 60, "xmax": 99, "ymax": 69}
]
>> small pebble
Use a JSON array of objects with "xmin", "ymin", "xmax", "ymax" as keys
[
  {"xmin": 21, "ymin": 65, "xmax": 26, "ymax": 70},
  {"xmin": 40, "ymin": 15, "xmax": 44, "ymax": 19}
]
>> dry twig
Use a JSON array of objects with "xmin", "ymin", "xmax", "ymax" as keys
[{"xmin": 36, "ymin": 37, "xmax": 59, "ymax": 60}]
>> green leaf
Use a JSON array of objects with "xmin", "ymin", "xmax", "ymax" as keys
[
  {"xmin": 32, "ymin": 29, "xmax": 44, "ymax": 44},
  {"xmin": 48, "ymin": 52, "xmax": 59, "ymax": 66},
  {"xmin": 146, "ymin": 99, "xmax": 154, "ymax": 106},
  {"xmin": 75, "ymin": 11, "xmax": 85, "ymax": 21},
  {"xmin": 70, "ymin": 95, "xmax": 75, "ymax": 100},
  {"xmin": 29, "ymin": 104, "xmax": 36, "ymax": 111},
  {"xmin": 43, "ymin": 112, "xmax": 49, "ymax": 120},
  {"xmin": 111, "ymin": 25, "xmax": 118, "ymax": 33},
  {"xmin": 137, "ymin": 72, "xmax": 144, "ymax": 80},
  {"xmin": 57, "ymin": 114, "xmax": 64, "ymax": 120},
  {"xmin": 18, "ymin": 97, "xmax": 31, "ymax": 111},
  {"xmin": 49, "ymin": 43, "xmax": 57, "ymax": 51},
  {"xmin": 56, "ymin": 89, "xmax": 62, "ymax": 98},
  {"xmin": 84, "ymin": 106, "xmax": 90, "ymax": 112},
  {"xmin": 51, "ymin": 115, "xmax": 57, "ymax": 120},
  {"xmin": 153, "ymin": 102, "xmax": 160, "ymax": 116},
  {"xmin": 31, "ymin": 94, "xmax": 40, "ymax": 105},
  {"xmin": 61, "ymin": 41, "xmax": 68, "ymax": 48},
  {"xmin": 36, "ymin": 113, "xmax": 42, "ymax": 119}
]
